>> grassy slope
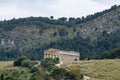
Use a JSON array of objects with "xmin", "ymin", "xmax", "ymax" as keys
[
  {"xmin": 1, "ymin": 60, "xmax": 120, "ymax": 80},
  {"xmin": 0, "ymin": 61, "xmax": 13, "ymax": 70},
  {"xmin": 62, "ymin": 59, "xmax": 120, "ymax": 80},
  {"xmin": 0, "ymin": 61, "xmax": 31, "ymax": 80}
]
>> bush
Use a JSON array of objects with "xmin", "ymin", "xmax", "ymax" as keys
[
  {"xmin": 58, "ymin": 29, "xmax": 68, "ymax": 37},
  {"xmin": 14, "ymin": 56, "xmax": 29, "ymax": 66},
  {"xmin": 5, "ymin": 77, "xmax": 15, "ymax": 80},
  {"xmin": 71, "ymin": 68, "xmax": 83, "ymax": 80},
  {"xmin": 30, "ymin": 69, "xmax": 52, "ymax": 80},
  {"xmin": 52, "ymin": 68, "xmax": 79, "ymax": 80},
  {"xmin": 65, "ymin": 71, "xmax": 77, "ymax": 80},
  {"xmin": 21, "ymin": 59, "xmax": 32, "ymax": 68},
  {"xmin": 30, "ymin": 67, "xmax": 40, "ymax": 73},
  {"xmin": 41, "ymin": 58, "xmax": 59, "ymax": 71},
  {"xmin": 54, "ymin": 58, "xmax": 59, "ymax": 64},
  {"xmin": 52, "ymin": 68, "xmax": 67, "ymax": 80}
]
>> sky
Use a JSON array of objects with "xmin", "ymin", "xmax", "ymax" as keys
[{"xmin": 0, "ymin": 0, "xmax": 120, "ymax": 20}]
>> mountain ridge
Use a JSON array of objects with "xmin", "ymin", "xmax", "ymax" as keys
[{"xmin": 0, "ymin": 5, "xmax": 120, "ymax": 60}]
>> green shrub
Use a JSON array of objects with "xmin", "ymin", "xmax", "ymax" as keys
[
  {"xmin": 14, "ymin": 56, "xmax": 29, "ymax": 66},
  {"xmin": 30, "ymin": 67, "xmax": 39, "ymax": 73},
  {"xmin": 41, "ymin": 58, "xmax": 59, "ymax": 71},
  {"xmin": 65, "ymin": 71, "xmax": 77, "ymax": 80},
  {"xmin": 5, "ymin": 77, "xmax": 15, "ymax": 80},
  {"xmin": 52, "ymin": 68, "xmax": 67, "ymax": 80},
  {"xmin": 53, "ymin": 58, "xmax": 59, "ymax": 64},
  {"xmin": 21, "ymin": 59, "xmax": 32, "ymax": 68},
  {"xmin": 52, "ymin": 68, "xmax": 78, "ymax": 80},
  {"xmin": 71, "ymin": 68, "xmax": 83, "ymax": 80},
  {"xmin": 30, "ymin": 69, "xmax": 52, "ymax": 80},
  {"xmin": 58, "ymin": 29, "xmax": 68, "ymax": 37}
]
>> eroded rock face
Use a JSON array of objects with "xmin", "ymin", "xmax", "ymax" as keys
[{"xmin": 1, "ymin": 39, "xmax": 15, "ymax": 46}]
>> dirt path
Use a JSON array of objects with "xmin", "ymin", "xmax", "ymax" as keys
[
  {"xmin": 34, "ymin": 61, "xmax": 40, "ymax": 67},
  {"xmin": 55, "ymin": 61, "xmax": 63, "ymax": 68},
  {"xmin": 83, "ymin": 75, "xmax": 90, "ymax": 80}
]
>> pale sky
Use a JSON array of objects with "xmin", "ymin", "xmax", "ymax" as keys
[{"xmin": 0, "ymin": 0, "xmax": 120, "ymax": 20}]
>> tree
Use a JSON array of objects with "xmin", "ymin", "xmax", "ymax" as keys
[
  {"xmin": 52, "ymin": 68, "xmax": 67, "ymax": 80},
  {"xmin": 71, "ymin": 68, "xmax": 83, "ymax": 80},
  {"xmin": 14, "ymin": 56, "xmax": 29, "ymax": 66},
  {"xmin": 52, "ymin": 68, "xmax": 82, "ymax": 80},
  {"xmin": 30, "ymin": 69, "xmax": 52, "ymax": 80},
  {"xmin": 58, "ymin": 29, "xmax": 68, "ymax": 37},
  {"xmin": 58, "ymin": 17, "xmax": 67, "ymax": 22},
  {"xmin": 101, "ymin": 48, "xmax": 120, "ymax": 59},
  {"xmin": 54, "ymin": 58, "xmax": 59, "ymax": 64},
  {"xmin": 5, "ymin": 77, "xmax": 15, "ymax": 80},
  {"xmin": 65, "ymin": 71, "xmax": 77, "ymax": 80},
  {"xmin": 41, "ymin": 58, "xmax": 58, "ymax": 71},
  {"xmin": 0, "ymin": 74, "xmax": 4, "ymax": 80},
  {"xmin": 69, "ymin": 17, "xmax": 75, "ymax": 21},
  {"xmin": 21, "ymin": 59, "xmax": 32, "ymax": 68},
  {"xmin": 50, "ymin": 16, "xmax": 54, "ymax": 20},
  {"xmin": 30, "ymin": 67, "xmax": 40, "ymax": 73}
]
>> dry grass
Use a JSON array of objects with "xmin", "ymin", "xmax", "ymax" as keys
[
  {"xmin": 0, "ymin": 61, "xmax": 13, "ymax": 70},
  {"xmin": 63, "ymin": 59, "xmax": 120, "ymax": 80},
  {"xmin": 0, "ymin": 61, "xmax": 31, "ymax": 79},
  {"xmin": 0, "ymin": 60, "xmax": 120, "ymax": 80}
]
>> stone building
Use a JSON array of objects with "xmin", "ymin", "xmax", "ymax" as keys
[{"xmin": 44, "ymin": 48, "xmax": 80, "ymax": 61}]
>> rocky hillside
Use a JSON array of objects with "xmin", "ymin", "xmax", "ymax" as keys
[{"xmin": 0, "ymin": 5, "xmax": 120, "ymax": 60}]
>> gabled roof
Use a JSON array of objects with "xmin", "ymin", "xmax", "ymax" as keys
[
  {"xmin": 47, "ymin": 48, "xmax": 60, "ymax": 52},
  {"xmin": 44, "ymin": 48, "xmax": 79, "ymax": 56}
]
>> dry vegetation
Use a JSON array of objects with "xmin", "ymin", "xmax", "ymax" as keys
[
  {"xmin": 62, "ymin": 59, "xmax": 120, "ymax": 80},
  {"xmin": 0, "ymin": 61, "xmax": 31, "ymax": 80},
  {"xmin": 0, "ymin": 61, "xmax": 13, "ymax": 70},
  {"xmin": 0, "ymin": 59, "xmax": 120, "ymax": 80}
]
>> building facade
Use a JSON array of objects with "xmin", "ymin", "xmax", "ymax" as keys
[{"xmin": 44, "ymin": 48, "xmax": 80, "ymax": 61}]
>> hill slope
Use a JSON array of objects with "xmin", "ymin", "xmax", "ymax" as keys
[
  {"xmin": 1, "ymin": 59, "xmax": 120, "ymax": 80},
  {"xmin": 64, "ymin": 59, "xmax": 120, "ymax": 80},
  {"xmin": 0, "ymin": 5, "xmax": 120, "ymax": 60}
]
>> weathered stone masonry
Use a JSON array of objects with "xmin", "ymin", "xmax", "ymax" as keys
[{"xmin": 44, "ymin": 48, "xmax": 80, "ymax": 61}]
